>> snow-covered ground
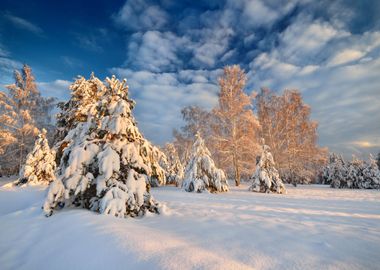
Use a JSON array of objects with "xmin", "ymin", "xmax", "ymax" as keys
[{"xmin": 1, "ymin": 179, "xmax": 380, "ymax": 270}]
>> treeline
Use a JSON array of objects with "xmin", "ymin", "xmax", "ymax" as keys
[{"xmin": 171, "ymin": 65, "xmax": 327, "ymax": 185}]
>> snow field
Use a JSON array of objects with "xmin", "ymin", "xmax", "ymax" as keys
[{"xmin": 1, "ymin": 181, "xmax": 379, "ymax": 270}]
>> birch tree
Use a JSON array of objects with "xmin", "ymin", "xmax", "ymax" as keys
[
  {"xmin": 212, "ymin": 65, "xmax": 260, "ymax": 186},
  {"xmin": 0, "ymin": 65, "xmax": 52, "ymax": 174},
  {"xmin": 257, "ymin": 88, "xmax": 327, "ymax": 184}
]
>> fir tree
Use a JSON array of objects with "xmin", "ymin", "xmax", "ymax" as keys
[
  {"xmin": 17, "ymin": 129, "xmax": 56, "ymax": 185},
  {"xmin": 44, "ymin": 75, "xmax": 163, "ymax": 218},
  {"xmin": 182, "ymin": 132, "xmax": 228, "ymax": 193},
  {"xmin": 163, "ymin": 143, "xmax": 184, "ymax": 186},
  {"xmin": 361, "ymin": 155, "xmax": 380, "ymax": 189},
  {"xmin": 249, "ymin": 139, "xmax": 286, "ymax": 194}
]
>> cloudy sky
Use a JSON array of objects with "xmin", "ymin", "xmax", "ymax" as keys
[{"xmin": 0, "ymin": 0, "xmax": 379, "ymax": 158}]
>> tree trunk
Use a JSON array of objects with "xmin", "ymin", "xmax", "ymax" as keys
[{"xmin": 233, "ymin": 154, "xmax": 240, "ymax": 186}]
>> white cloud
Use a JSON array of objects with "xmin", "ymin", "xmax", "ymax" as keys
[
  {"xmin": 110, "ymin": 67, "xmax": 221, "ymax": 144},
  {"xmin": 37, "ymin": 80, "xmax": 71, "ymax": 100},
  {"xmin": 327, "ymin": 49, "xmax": 365, "ymax": 67},
  {"xmin": 0, "ymin": 56, "xmax": 22, "ymax": 85},
  {"xmin": 114, "ymin": 0, "xmax": 168, "ymax": 31},
  {"xmin": 4, "ymin": 13, "xmax": 43, "ymax": 36}
]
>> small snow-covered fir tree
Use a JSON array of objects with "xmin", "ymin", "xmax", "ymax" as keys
[
  {"xmin": 182, "ymin": 132, "xmax": 228, "ymax": 193},
  {"xmin": 17, "ymin": 129, "xmax": 56, "ymax": 185},
  {"xmin": 322, "ymin": 153, "xmax": 346, "ymax": 187},
  {"xmin": 43, "ymin": 75, "xmax": 163, "ymax": 218},
  {"xmin": 163, "ymin": 143, "xmax": 184, "ymax": 186},
  {"xmin": 249, "ymin": 139, "xmax": 286, "ymax": 194},
  {"xmin": 361, "ymin": 155, "xmax": 380, "ymax": 189}
]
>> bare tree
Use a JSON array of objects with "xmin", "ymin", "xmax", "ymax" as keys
[
  {"xmin": 212, "ymin": 65, "xmax": 261, "ymax": 186},
  {"xmin": 0, "ymin": 65, "xmax": 41, "ymax": 174},
  {"xmin": 172, "ymin": 106, "xmax": 214, "ymax": 166},
  {"xmin": 0, "ymin": 65, "xmax": 56, "ymax": 175},
  {"xmin": 257, "ymin": 89, "xmax": 327, "ymax": 184}
]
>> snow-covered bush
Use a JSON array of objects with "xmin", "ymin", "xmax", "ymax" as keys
[
  {"xmin": 182, "ymin": 133, "xmax": 228, "ymax": 193},
  {"xmin": 249, "ymin": 141, "xmax": 286, "ymax": 194},
  {"xmin": 163, "ymin": 143, "xmax": 184, "ymax": 186},
  {"xmin": 43, "ymin": 75, "xmax": 163, "ymax": 218},
  {"xmin": 17, "ymin": 129, "xmax": 56, "ymax": 185}
]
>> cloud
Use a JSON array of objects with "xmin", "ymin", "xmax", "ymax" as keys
[
  {"xmin": 110, "ymin": 67, "xmax": 221, "ymax": 144},
  {"xmin": 37, "ymin": 80, "xmax": 71, "ymax": 100},
  {"xmin": 110, "ymin": 0, "xmax": 380, "ymax": 158},
  {"xmin": 3, "ymin": 13, "xmax": 43, "ymax": 36},
  {"xmin": 248, "ymin": 28, "xmax": 380, "ymax": 159},
  {"xmin": 61, "ymin": 56, "xmax": 83, "ymax": 68},
  {"xmin": 125, "ymin": 31, "xmax": 186, "ymax": 72},
  {"xmin": 327, "ymin": 49, "xmax": 365, "ymax": 67},
  {"xmin": 0, "ymin": 56, "xmax": 22, "ymax": 85},
  {"xmin": 113, "ymin": 0, "xmax": 168, "ymax": 31}
]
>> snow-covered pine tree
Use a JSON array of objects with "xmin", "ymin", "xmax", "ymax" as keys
[
  {"xmin": 54, "ymin": 73, "xmax": 105, "ymax": 162},
  {"xmin": 43, "ymin": 75, "xmax": 163, "ymax": 218},
  {"xmin": 182, "ymin": 132, "xmax": 228, "ymax": 193},
  {"xmin": 17, "ymin": 129, "xmax": 56, "ymax": 185},
  {"xmin": 163, "ymin": 143, "xmax": 184, "ymax": 186},
  {"xmin": 376, "ymin": 152, "xmax": 380, "ymax": 169},
  {"xmin": 140, "ymin": 140, "xmax": 166, "ymax": 187},
  {"xmin": 361, "ymin": 155, "xmax": 380, "ymax": 189},
  {"xmin": 329, "ymin": 154, "xmax": 347, "ymax": 188},
  {"xmin": 322, "ymin": 153, "xmax": 345, "ymax": 186},
  {"xmin": 249, "ymin": 139, "xmax": 286, "ymax": 194}
]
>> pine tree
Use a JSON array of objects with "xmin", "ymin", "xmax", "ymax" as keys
[
  {"xmin": 163, "ymin": 143, "xmax": 184, "ymax": 186},
  {"xmin": 361, "ymin": 155, "xmax": 380, "ymax": 189},
  {"xmin": 17, "ymin": 129, "xmax": 56, "ymax": 185},
  {"xmin": 249, "ymin": 139, "xmax": 286, "ymax": 194},
  {"xmin": 182, "ymin": 132, "xmax": 228, "ymax": 193},
  {"xmin": 43, "ymin": 75, "xmax": 162, "ymax": 218},
  {"xmin": 54, "ymin": 73, "xmax": 105, "ymax": 162},
  {"xmin": 376, "ymin": 152, "xmax": 380, "ymax": 169}
]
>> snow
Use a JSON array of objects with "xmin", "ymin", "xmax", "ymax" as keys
[{"xmin": 1, "ymin": 180, "xmax": 379, "ymax": 270}]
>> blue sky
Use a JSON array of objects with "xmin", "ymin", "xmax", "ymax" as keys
[{"xmin": 0, "ymin": 0, "xmax": 379, "ymax": 158}]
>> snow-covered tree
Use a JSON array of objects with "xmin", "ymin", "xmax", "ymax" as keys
[
  {"xmin": 43, "ymin": 75, "xmax": 163, "ymax": 218},
  {"xmin": 212, "ymin": 65, "xmax": 261, "ymax": 186},
  {"xmin": 249, "ymin": 139, "xmax": 286, "ymax": 194},
  {"xmin": 163, "ymin": 143, "xmax": 184, "ymax": 186},
  {"xmin": 182, "ymin": 132, "xmax": 228, "ymax": 193},
  {"xmin": 17, "ymin": 129, "xmax": 56, "ymax": 185},
  {"xmin": 140, "ymin": 140, "xmax": 166, "ymax": 187},
  {"xmin": 326, "ymin": 154, "xmax": 380, "ymax": 189},
  {"xmin": 54, "ymin": 73, "xmax": 105, "ymax": 162},
  {"xmin": 173, "ymin": 106, "xmax": 214, "ymax": 167},
  {"xmin": 376, "ymin": 152, "xmax": 380, "ymax": 169},
  {"xmin": 361, "ymin": 155, "xmax": 380, "ymax": 189}
]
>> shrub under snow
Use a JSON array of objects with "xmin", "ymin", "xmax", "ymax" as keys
[
  {"xmin": 182, "ymin": 132, "xmax": 228, "ymax": 193},
  {"xmin": 43, "ymin": 75, "xmax": 163, "ymax": 218},
  {"xmin": 249, "ymin": 141, "xmax": 286, "ymax": 194},
  {"xmin": 17, "ymin": 129, "xmax": 56, "ymax": 185}
]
